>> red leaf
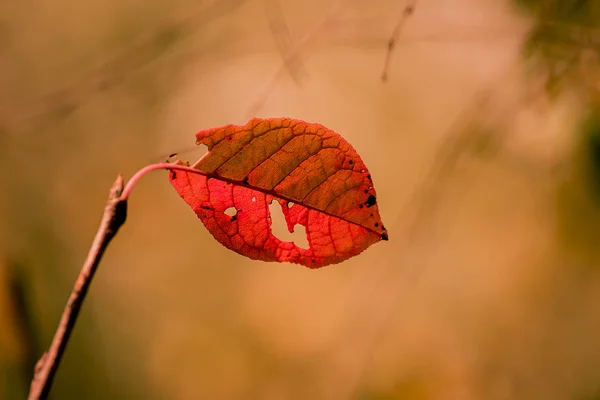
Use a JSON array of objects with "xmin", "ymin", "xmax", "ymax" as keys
[{"xmin": 169, "ymin": 117, "xmax": 387, "ymax": 268}]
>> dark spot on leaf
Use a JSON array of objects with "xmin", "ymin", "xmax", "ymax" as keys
[
  {"xmin": 366, "ymin": 194, "xmax": 376, "ymax": 208},
  {"xmin": 370, "ymin": 213, "xmax": 374, "ymax": 217},
  {"xmin": 349, "ymin": 160, "xmax": 353, "ymax": 165},
  {"xmin": 203, "ymin": 214, "xmax": 207, "ymax": 218},
  {"xmin": 201, "ymin": 205, "xmax": 211, "ymax": 210},
  {"xmin": 359, "ymin": 204, "xmax": 364, "ymax": 209},
  {"xmin": 367, "ymin": 175, "xmax": 372, "ymax": 181},
  {"xmin": 228, "ymin": 136, "xmax": 232, "ymax": 140},
  {"xmin": 170, "ymin": 170, "xmax": 177, "ymax": 179},
  {"xmin": 381, "ymin": 232, "xmax": 389, "ymax": 241},
  {"xmin": 230, "ymin": 215, "xmax": 237, "ymax": 222},
  {"xmin": 364, "ymin": 189, "xmax": 369, "ymax": 193},
  {"xmin": 382, "ymin": 225, "xmax": 386, "ymax": 230},
  {"xmin": 311, "ymin": 259, "xmax": 315, "ymax": 263},
  {"xmin": 375, "ymin": 222, "xmax": 379, "ymax": 227},
  {"xmin": 243, "ymin": 176, "xmax": 249, "ymax": 184}
]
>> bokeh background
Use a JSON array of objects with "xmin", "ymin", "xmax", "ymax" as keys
[{"xmin": 2, "ymin": 0, "xmax": 600, "ymax": 399}]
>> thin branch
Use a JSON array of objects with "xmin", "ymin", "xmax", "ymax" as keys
[
  {"xmin": 247, "ymin": 0, "xmax": 349, "ymax": 116},
  {"xmin": 122, "ymin": 162, "xmax": 386, "ymax": 238},
  {"xmin": 27, "ymin": 176, "xmax": 127, "ymax": 400},
  {"xmin": 264, "ymin": 0, "xmax": 307, "ymax": 85},
  {"xmin": 381, "ymin": 0, "xmax": 417, "ymax": 82},
  {"xmin": 2, "ymin": 0, "xmax": 249, "ymax": 133},
  {"xmin": 28, "ymin": 149, "xmax": 388, "ymax": 398}
]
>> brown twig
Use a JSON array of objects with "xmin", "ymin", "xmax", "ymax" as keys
[
  {"xmin": 28, "ymin": 158, "xmax": 338, "ymax": 399},
  {"xmin": 27, "ymin": 176, "xmax": 127, "ymax": 400},
  {"xmin": 381, "ymin": 0, "xmax": 417, "ymax": 82}
]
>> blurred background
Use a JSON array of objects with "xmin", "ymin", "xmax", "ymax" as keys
[{"xmin": 2, "ymin": 0, "xmax": 600, "ymax": 399}]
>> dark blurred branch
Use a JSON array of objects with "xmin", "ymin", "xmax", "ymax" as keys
[
  {"xmin": 27, "ymin": 176, "xmax": 127, "ymax": 400},
  {"xmin": 381, "ymin": 0, "xmax": 417, "ymax": 82},
  {"xmin": 4, "ymin": 261, "xmax": 42, "ymax": 394}
]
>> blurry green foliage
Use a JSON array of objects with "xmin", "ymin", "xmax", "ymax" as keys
[
  {"xmin": 516, "ymin": 0, "xmax": 600, "ymax": 96},
  {"xmin": 516, "ymin": 0, "xmax": 595, "ymax": 21},
  {"xmin": 358, "ymin": 377, "xmax": 429, "ymax": 400},
  {"xmin": 583, "ymin": 108, "xmax": 600, "ymax": 200},
  {"xmin": 578, "ymin": 390, "xmax": 600, "ymax": 400},
  {"xmin": 554, "ymin": 105, "xmax": 600, "ymax": 273}
]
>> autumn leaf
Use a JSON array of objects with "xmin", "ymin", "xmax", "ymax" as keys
[{"xmin": 169, "ymin": 117, "xmax": 387, "ymax": 268}]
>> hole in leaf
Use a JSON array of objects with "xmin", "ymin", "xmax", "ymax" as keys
[
  {"xmin": 268, "ymin": 201, "xmax": 308, "ymax": 249},
  {"xmin": 224, "ymin": 207, "xmax": 236, "ymax": 217},
  {"xmin": 251, "ymin": 196, "xmax": 256, "ymax": 203}
]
